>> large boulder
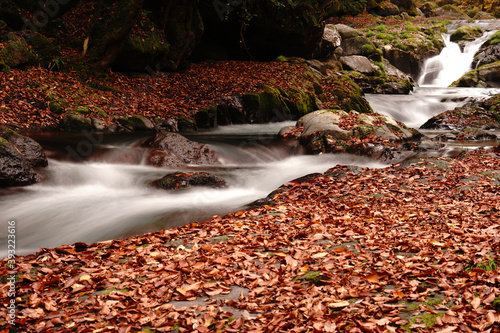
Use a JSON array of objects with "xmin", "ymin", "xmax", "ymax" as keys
[
  {"xmin": 288, "ymin": 109, "xmax": 422, "ymax": 155},
  {"xmin": 340, "ymin": 55, "xmax": 379, "ymax": 74},
  {"xmin": 149, "ymin": 172, "xmax": 227, "ymax": 191},
  {"xmin": 368, "ymin": 1, "xmax": 400, "ymax": 16},
  {"xmin": 142, "ymin": 131, "xmax": 222, "ymax": 166},
  {"xmin": 321, "ymin": 74, "xmax": 373, "ymax": 113},
  {"xmin": 0, "ymin": 37, "xmax": 35, "ymax": 69},
  {"xmin": 2, "ymin": 129, "xmax": 48, "ymax": 167},
  {"xmin": 335, "ymin": 24, "xmax": 376, "ymax": 57},
  {"xmin": 473, "ymin": 44, "xmax": 500, "ymax": 68},
  {"xmin": 0, "ymin": 138, "xmax": 39, "ymax": 187},
  {"xmin": 315, "ymin": 24, "xmax": 342, "ymax": 59}
]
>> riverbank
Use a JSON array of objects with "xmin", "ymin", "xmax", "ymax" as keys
[{"xmin": 1, "ymin": 148, "xmax": 499, "ymax": 332}]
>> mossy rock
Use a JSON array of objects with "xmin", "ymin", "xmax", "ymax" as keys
[
  {"xmin": 116, "ymin": 114, "xmax": 154, "ymax": 130},
  {"xmin": 241, "ymin": 87, "xmax": 293, "ymax": 123},
  {"xmin": 61, "ymin": 113, "xmax": 93, "ymax": 132},
  {"xmin": 0, "ymin": 38, "xmax": 35, "ymax": 68},
  {"xmin": 26, "ymin": 34, "xmax": 61, "ymax": 67},
  {"xmin": 450, "ymin": 26, "xmax": 483, "ymax": 42},
  {"xmin": 323, "ymin": 74, "xmax": 373, "ymax": 113},
  {"xmin": 73, "ymin": 106, "xmax": 92, "ymax": 115},
  {"xmin": 49, "ymin": 100, "xmax": 66, "ymax": 115}
]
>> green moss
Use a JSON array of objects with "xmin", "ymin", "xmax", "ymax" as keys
[
  {"xmin": 402, "ymin": 313, "xmax": 443, "ymax": 332},
  {"xmin": 465, "ymin": 258, "xmax": 498, "ymax": 273},
  {"xmin": 489, "ymin": 31, "xmax": 500, "ymax": 45},
  {"xmin": 450, "ymin": 26, "xmax": 483, "ymax": 42},
  {"xmin": 61, "ymin": 113, "xmax": 93, "ymax": 132},
  {"xmin": 294, "ymin": 271, "xmax": 327, "ymax": 285},
  {"xmin": 361, "ymin": 43, "xmax": 376, "ymax": 55},
  {"xmin": 93, "ymin": 106, "xmax": 108, "ymax": 118},
  {"xmin": 275, "ymin": 55, "xmax": 288, "ymax": 62},
  {"xmin": 74, "ymin": 106, "xmax": 92, "ymax": 115},
  {"xmin": 493, "ymin": 297, "xmax": 500, "ymax": 310},
  {"xmin": 0, "ymin": 39, "xmax": 35, "ymax": 68}
]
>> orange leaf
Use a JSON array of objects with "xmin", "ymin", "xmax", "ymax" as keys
[
  {"xmin": 328, "ymin": 301, "xmax": 350, "ymax": 308},
  {"xmin": 365, "ymin": 273, "xmax": 381, "ymax": 284},
  {"xmin": 176, "ymin": 287, "xmax": 187, "ymax": 296}
]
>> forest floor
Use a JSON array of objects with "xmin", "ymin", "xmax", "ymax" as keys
[
  {"xmin": 1, "ymin": 148, "xmax": 500, "ymax": 332},
  {"xmin": 0, "ymin": 61, "xmax": 316, "ymax": 132}
]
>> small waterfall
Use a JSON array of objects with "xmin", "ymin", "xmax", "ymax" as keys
[{"xmin": 418, "ymin": 31, "xmax": 495, "ymax": 87}]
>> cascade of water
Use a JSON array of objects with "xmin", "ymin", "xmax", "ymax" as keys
[{"xmin": 418, "ymin": 31, "xmax": 495, "ymax": 87}]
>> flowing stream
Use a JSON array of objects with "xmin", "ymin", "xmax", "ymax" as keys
[{"xmin": 1, "ymin": 22, "xmax": 500, "ymax": 257}]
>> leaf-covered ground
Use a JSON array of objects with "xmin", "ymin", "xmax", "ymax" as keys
[
  {"xmin": 0, "ymin": 61, "xmax": 312, "ymax": 131},
  {"xmin": 2, "ymin": 149, "xmax": 500, "ymax": 332}
]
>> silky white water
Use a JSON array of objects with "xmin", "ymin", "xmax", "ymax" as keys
[{"xmin": 0, "ymin": 130, "xmax": 388, "ymax": 257}]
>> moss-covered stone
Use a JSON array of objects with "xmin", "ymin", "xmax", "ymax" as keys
[
  {"xmin": 61, "ymin": 113, "xmax": 93, "ymax": 132},
  {"xmin": 0, "ymin": 38, "xmax": 35, "ymax": 68},
  {"xmin": 116, "ymin": 114, "xmax": 154, "ymax": 130},
  {"xmin": 450, "ymin": 26, "xmax": 483, "ymax": 42},
  {"xmin": 49, "ymin": 100, "xmax": 65, "ymax": 115},
  {"xmin": 26, "ymin": 34, "xmax": 61, "ymax": 67},
  {"xmin": 241, "ymin": 86, "xmax": 293, "ymax": 123},
  {"xmin": 323, "ymin": 74, "xmax": 373, "ymax": 113}
]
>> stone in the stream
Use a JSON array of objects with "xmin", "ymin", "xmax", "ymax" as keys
[
  {"xmin": 142, "ymin": 131, "xmax": 222, "ymax": 167},
  {"xmin": 2, "ymin": 129, "xmax": 48, "ymax": 167},
  {"xmin": 150, "ymin": 172, "xmax": 227, "ymax": 191},
  {"xmin": 0, "ymin": 138, "xmax": 39, "ymax": 187},
  {"xmin": 288, "ymin": 109, "xmax": 422, "ymax": 156}
]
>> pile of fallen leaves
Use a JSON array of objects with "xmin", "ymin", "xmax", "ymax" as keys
[
  {"xmin": 1, "ymin": 149, "xmax": 499, "ymax": 332},
  {"xmin": 0, "ymin": 61, "xmax": 309, "ymax": 132}
]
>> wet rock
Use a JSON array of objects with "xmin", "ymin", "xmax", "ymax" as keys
[
  {"xmin": 452, "ymin": 61, "xmax": 500, "ymax": 88},
  {"xmin": 142, "ymin": 131, "xmax": 222, "ymax": 166},
  {"xmin": 421, "ymin": 102, "xmax": 500, "ymax": 132},
  {"xmin": 340, "ymin": 55, "xmax": 379, "ymax": 74},
  {"xmin": 2, "ymin": 129, "xmax": 48, "ymax": 167},
  {"xmin": 296, "ymin": 109, "xmax": 421, "ymax": 155},
  {"xmin": 150, "ymin": 172, "xmax": 227, "ymax": 191},
  {"xmin": 0, "ymin": 138, "xmax": 38, "ymax": 187}
]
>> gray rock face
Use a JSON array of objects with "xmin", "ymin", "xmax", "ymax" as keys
[
  {"xmin": 0, "ymin": 138, "xmax": 39, "ymax": 187},
  {"xmin": 340, "ymin": 55, "xmax": 379, "ymax": 74},
  {"xmin": 4, "ymin": 131, "xmax": 48, "ymax": 168},
  {"xmin": 142, "ymin": 131, "xmax": 222, "ymax": 167},
  {"xmin": 317, "ymin": 24, "xmax": 342, "ymax": 58},
  {"xmin": 342, "ymin": 36, "xmax": 373, "ymax": 56},
  {"xmin": 473, "ymin": 44, "xmax": 500, "ymax": 68},
  {"xmin": 335, "ymin": 24, "xmax": 360, "ymax": 40}
]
